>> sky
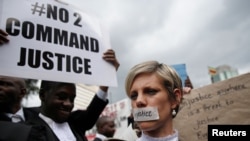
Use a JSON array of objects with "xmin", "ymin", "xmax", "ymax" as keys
[{"xmin": 62, "ymin": 0, "xmax": 250, "ymax": 103}]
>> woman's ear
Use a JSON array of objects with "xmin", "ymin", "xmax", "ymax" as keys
[{"xmin": 171, "ymin": 88, "xmax": 182, "ymax": 109}]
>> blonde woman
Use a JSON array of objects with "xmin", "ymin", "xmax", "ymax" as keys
[{"xmin": 125, "ymin": 61, "xmax": 183, "ymax": 141}]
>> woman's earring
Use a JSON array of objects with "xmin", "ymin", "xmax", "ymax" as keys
[{"xmin": 172, "ymin": 109, "xmax": 176, "ymax": 116}]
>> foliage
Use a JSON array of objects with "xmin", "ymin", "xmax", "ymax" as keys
[{"xmin": 24, "ymin": 79, "xmax": 40, "ymax": 97}]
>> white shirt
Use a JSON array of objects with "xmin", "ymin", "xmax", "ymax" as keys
[
  {"xmin": 39, "ymin": 113, "xmax": 76, "ymax": 141},
  {"xmin": 96, "ymin": 88, "xmax": 108, "ymax": 101}
]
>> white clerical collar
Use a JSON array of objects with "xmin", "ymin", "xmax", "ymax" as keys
[
  {"xmin": 6, "ymin": 107, "xmax": 25, "ymax": 121},
  {"xmin": 39, "ymin": 113, "xmax": 76, "ymax": 141}
]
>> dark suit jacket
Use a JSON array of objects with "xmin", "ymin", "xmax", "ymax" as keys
[
  {"xmin": 26, "ymin": 95, "xmax": 108, "ymax": 141},
  {"xmin": 0, "ymin": 107, "xmax": 40, "ymax": 141},
  {"xmin": 0, "ymin": 121, "xmax": 32, "ymax": 141},
  {"xmin": 23, "ymin": 107, "xmax": 40, "ymax": 120}
]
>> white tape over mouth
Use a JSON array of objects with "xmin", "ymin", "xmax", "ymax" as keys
[{"xmin": 133, "ymin": 107, "xmax": 159, "ymax": 121}]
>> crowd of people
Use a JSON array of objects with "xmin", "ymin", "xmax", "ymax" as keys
[{"xmin": 1, "ymin": 13, "xmax": 192, "ymax": 140}]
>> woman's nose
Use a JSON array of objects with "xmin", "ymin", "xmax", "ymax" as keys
[{"xmin": 135, "ymin": 94, "xmax": 146, "ymax": 108}]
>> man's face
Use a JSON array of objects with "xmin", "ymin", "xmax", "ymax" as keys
[
  {"xmin": 43, "ymin": 84, "xmax": 76, "ymax": 123},
  {"xmin": 0, "ymin": 76, "xmax": 24, "ymax": 112},
  {"xmin": 102, "ymin": 120, "xmax": 116, "ymax": 137}
]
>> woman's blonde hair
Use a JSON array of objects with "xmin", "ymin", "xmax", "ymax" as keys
[{"xmin": 125, "ymin": 60, "xmax": 183, "ymax": 117}]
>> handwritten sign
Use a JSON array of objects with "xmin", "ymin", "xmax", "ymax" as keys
[
  {"xmin": 174, "ymin": 73, "xmax": 250, "ymax": 141},
  {"xmin": 0, "ymin": 0, "xmax": 117, "ymax": 86}
]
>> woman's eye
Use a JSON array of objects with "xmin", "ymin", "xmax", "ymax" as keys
[
  {"xmin": 130, "ymin": 93, "xmax": 138, "ymax": 100},
  {"xmin": 146, "ymin": 89, "xmax": 157, "ymax": 95}
]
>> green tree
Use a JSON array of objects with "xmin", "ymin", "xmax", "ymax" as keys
[{"xmin": 24, "ymin": 79, "xmax": 39, "ymax": 97}]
